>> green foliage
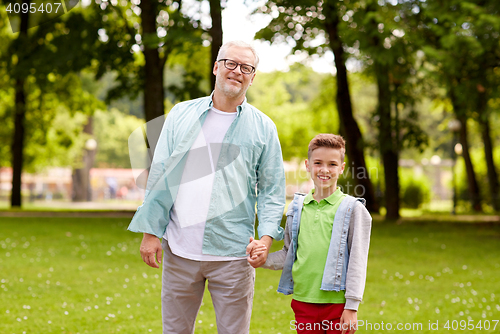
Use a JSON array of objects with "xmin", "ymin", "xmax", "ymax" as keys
[
  {"xmin": 0, "ymin": 1, "xmax": 107, "ymax": 175},
  {"xmin": 455, "ymin": 144, "xmax": 500, "ymax": 213},
  {"xmin": 74, "ymin": 0, "xmax": 207, "ymax": 105},
  {"xmin": 165, "ymin": 42, "xmax": 211, "ymax": 102},
  {"xmin": 399, "ymin": 169, "xmax": 431, "ymax": 209},
  {"xmin": 247, "ymin": 64, "xmax": 333, "ymax": 160},
  {"xmin": 255, "ymin": 0, "xmax": 430, "ymax": 156},
  {"xmin": 93, "ymin": 108, "xmax": 145, "ymax": 168},
  {"xmin": 402, "ymin": 180, "xmax": 428, "ymax": 209},
  {"xmin": 0, "ymin": 5, "xmax": 15, "ymax": 167},
  {"xmin": 8, "ymin": 70, "xmax": 105, "ymax": 172},
  {"xmin": 308, "ymin": 75, "xmax": 339, "ymax": 134},
  {"xmin": 420, "ymin": 0, "xmax": 500, "ymax": 117},
  {"xmin": 1, "ymin": 0, "xmax": 499, "ymax": 214},
  {"xmin": 24, "ymin": 107, "xmax": 88, "ymax": 172}
]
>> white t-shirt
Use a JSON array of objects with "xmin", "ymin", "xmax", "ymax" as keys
[{"xmin": 164, "ymin": 107, "xmax": 245, "ymax": 261}]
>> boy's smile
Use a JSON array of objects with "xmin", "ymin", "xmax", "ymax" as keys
[{"xmin": 305, "ymin": 147, "xmax": 345, "ymax": 201}]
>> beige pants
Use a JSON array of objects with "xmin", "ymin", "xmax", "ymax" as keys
[{"xmin": 161, "ymin": 239, "xmax": 255, "ymax": 334}]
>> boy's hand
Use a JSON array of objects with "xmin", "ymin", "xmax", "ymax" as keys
[
  {"xmin": 340, "ymin": 309, "xmax": 357, "ymax": 334},
  {"xmin": 248, "ymin": 237, "xmax": 267, "ymax": 259},
  {"xmin": 246, "ymin": 236, "xmax": 272, "ymax": 268}
]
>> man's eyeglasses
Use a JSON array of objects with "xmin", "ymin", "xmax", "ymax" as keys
[{"xmin": 218, "ymin": 59, "xmax": 256, "ymax": 74}]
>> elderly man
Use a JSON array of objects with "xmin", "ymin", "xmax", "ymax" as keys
[{"xmin": 128, "ymin": 40, "xmax": 286, "ymax": 334}]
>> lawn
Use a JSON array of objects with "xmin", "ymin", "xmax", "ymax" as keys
[{"xmin": 0, "ymin": 217, "xmax": 499, "ymax": 334}]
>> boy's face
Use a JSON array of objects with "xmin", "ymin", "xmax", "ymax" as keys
[{"xmin": 305, "ymin": 147, "xmax": 345, "ymax": 194}]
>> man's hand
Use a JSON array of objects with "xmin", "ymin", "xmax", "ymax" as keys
[
  {"xmin": 340, "ymin": 309, "xmax": 357, "ymax": 334},
  {"xmin": 140, "ymin": 233, "xmax": 162, "ymax": 268},
  {"xmin": 246, "ymin": 236, "xmax": 272, "ymax": 268}
]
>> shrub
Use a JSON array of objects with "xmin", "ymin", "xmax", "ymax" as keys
[{"xmin": 401, "ymin": 179, "xmax": 429, "ymax": 209}]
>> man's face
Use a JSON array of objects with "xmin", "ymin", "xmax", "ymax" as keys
[{"xmin": 213, "ymin": 46, "xmax": 256, "ymax": 99}]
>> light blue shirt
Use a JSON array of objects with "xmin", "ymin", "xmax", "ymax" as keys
[{"xmin": 128, "ymin": 95, "xmax": 286, "ymax": 257}]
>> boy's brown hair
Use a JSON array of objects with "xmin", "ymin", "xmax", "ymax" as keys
[{"xmin": 308, "ymin": 134, "xmax": 346, "ymax": 161}]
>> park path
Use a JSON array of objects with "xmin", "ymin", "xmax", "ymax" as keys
[
  {"xmin": 0, "ymin": 201, "xmax": 137, "ymax": 218},
  {"xmin": 0, "ymin": 210, "xmax": 134, "ymax": 218}
]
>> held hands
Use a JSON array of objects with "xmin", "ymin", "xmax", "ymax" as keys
[
  {"xmin": 246, "ymin": 236, "xmax": 272, "ymax": 268},
  {"xmin": 340, "ymin": 309, "xmax": 358, "ymax": 334},
  {"xmin": 140, "ymin": 233, "xmax": 162, "ymax": 268}
]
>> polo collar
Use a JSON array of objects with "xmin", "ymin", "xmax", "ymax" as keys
[{"xmin": 304, "ymin": 187, "xmax": 343, "ymax": 205}]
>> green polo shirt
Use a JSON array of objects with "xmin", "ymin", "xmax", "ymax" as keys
[{"xmin": 292, "ymin": 188, "xmax": 347, "ymax": 304}]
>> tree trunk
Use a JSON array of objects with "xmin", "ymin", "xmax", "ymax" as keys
[
  {"xmin": 140, "ymin": 0, "xmax": 165, "ymax": 155},
  {"xmin": 11, "ymin": 79, "xmax": 26, "ymax": 207},
  {"xmin": 10, "ymin": 2, "xmax": 30, "ymax": 208},
  {"xmin": 476, "ymin": 90, "xmax": 500, "ymax": 211},
  {"xmin": 375, "ymin": 62, "xmax": 400, "ymax": 219},
  {"xmin": 72, "ymin": 117, "xmax": 96, "ymax": 202},
  {"xmin": 478, "ymin": 116, "xmax": 499, "ymax": 211},
  {"xmin": 209, "ymin": 0, "xmax": 223, "ymax": 91},
  {"xmin": 456, "ymin": 114, "xmax": 482, "ymax": 211},
  {"xmin": 323, "ymin": 0, "xmax": 379, "ymax": 213}
]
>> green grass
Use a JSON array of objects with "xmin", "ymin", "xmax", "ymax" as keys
[{"xmin": 1, "ymin": 218, "xmax": 500, "ymax": 333}]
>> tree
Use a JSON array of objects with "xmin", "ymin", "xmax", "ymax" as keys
[
  {"xmin": 462, "ymin": 1, "xmax": 500, "ymax": 211},
  {"xmin": 419, "ymin": 0, "xmax": 500, "ymax": 211},
  {"xmin": 1, "ymin": 0, "xmax": 214, "ymax": 206},
  {"xmin": 9, "ymin": 1, "xmax": 29, "ymax": 207},
  {"xmin": 255, "ymin": 0, "xmax": 379, "ymax": 213},
  {"xmin": 330, "ymin": 0, "xmax": 431, "ymax": 219},
  {"xmin": 247, "ymin": 64, "xmax": 329, "ymax": 160},
  {"xmin": 72, "ymin": 117, "xmax": 96, "ymax": 202},
  {"xmin": 140, "ymin": 0, "xmax": 166, "ymax": 128},
  {"xmin": 209, "ymin": 0, "xmax": 223, "ymax": 91},
  {"xmin": 357, "ymin": 0, "xmax": 402, "ymax": 219},
  {"xmin": 84, "ymin": 0, "xmax": 207, "ymax": 157},
  {"xmin": 3, "ymin": 1, "xmax": 107, "ymax": 206}
]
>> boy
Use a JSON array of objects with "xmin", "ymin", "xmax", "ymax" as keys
[{"xmin": 260, "ymin": 134, "xmax": 372, "ymax": 334}]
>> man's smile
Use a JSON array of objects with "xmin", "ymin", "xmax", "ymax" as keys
[{"xmin": 228, "ymin": 76, "xmax": 242, "ymax": 84}]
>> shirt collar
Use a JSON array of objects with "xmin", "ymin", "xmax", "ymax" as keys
[
  {"xmin": 237, "ymin": 97, "xmax": 248, "ymax": 114},
  {"xmin": 208, "ymin": 91, "xmax": 248, "ymax": 115},
  {"xmin": 304, "ymin": 187, "xmax": 343, "ymax": 205}
]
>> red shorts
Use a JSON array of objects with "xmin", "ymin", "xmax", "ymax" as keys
[{"xmin": 291, "ymin": 299, "xmax": 345, "ymax": 334}]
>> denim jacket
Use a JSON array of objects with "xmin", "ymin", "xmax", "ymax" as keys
[
  {"xmin": 128, "ymin": 95, "xmax": 286, "ymax": 257},
  {"xmin": 263, "ymin": 192, "xmax": 372, "ymax": 310}
]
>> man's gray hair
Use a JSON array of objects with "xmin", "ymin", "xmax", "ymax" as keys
[{"xmin": 217, "ymin": 41, "xmax": 260, "ymax": 69}]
